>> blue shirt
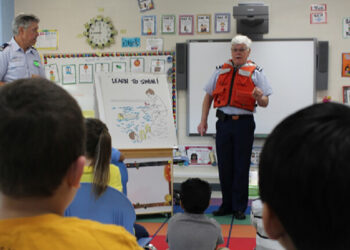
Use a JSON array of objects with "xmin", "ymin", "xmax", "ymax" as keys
[
  {"xmin": 204, "ymin": 62, "xmax": 273, "ymax": 115},
  {"xmin": 111, "ymin": 147, "xmax": 128, "ymax": 195},
  {"xmin": 0, "ymin": 37, "xmax": 46, "ymax": 83}
]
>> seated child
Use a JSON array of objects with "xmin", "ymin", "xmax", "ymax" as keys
[
  {"xmin": 250, "ymin": 199, "xmax": 284, "ymax": 250},
  {"xmin": 259, "ymin": 102, "xmax": 350, "ymax": 249},
  {"xmin": 167, "ymin": 178, "xmax": 224, "ymax": 250},
  {"xmin": 82, "ymin": 118, "xmax": 149, "ymax": 240},
  {"xmin": 0, "ymin": 78, "xmax": 141, "ymax": 249},
  {"xmin": 81, "ymin": 118, "xmax": 123, "ymax": 195}
]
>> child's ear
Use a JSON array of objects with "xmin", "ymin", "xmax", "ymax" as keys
[
  {"xmin": 262, "ymin": 202, "xmax": 285, "ymax": 240},
  {"xmin": 66, "ymin": 156, "xmax": 85, "ymax": 188}
]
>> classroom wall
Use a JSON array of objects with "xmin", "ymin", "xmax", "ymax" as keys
[{"xmin": 14, "ymin": 0, "xmax": 350, "ymax": 148}]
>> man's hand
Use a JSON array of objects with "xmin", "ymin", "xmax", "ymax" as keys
[
  {"xmin": 197, "ymin": 121, "xmax": 208, "ymax": 136},
  {"xmin": 252, "ymin": 87, "xmax": 269, "ymax": 107},
  {"xmin": 252, "ymin": 87, "xmax": 263, "ymax": 100}
]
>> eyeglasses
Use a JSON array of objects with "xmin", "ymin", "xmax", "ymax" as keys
[{"xmin": 231, "ymin": 48, "xmax": 248, "ymax": 53}]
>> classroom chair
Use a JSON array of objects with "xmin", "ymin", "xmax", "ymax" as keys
[{"xmin": 65, "ymin": 183, "xmax": 151, "ymax": 247}]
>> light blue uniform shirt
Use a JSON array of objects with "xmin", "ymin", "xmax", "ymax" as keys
[
  {"xmin": 204, "ymin": 63, "xmax": 273, "ymax": 115},
  {"xmin": 0, "ymin": 37, "xmax": 45, "ymax": 83}
]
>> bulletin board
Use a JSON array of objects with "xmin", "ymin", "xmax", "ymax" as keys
[
  {"xmin": 43, "ymin": 51, "xmax": 176, "ymax": 121},
  {"xmin": 187, "ymin": 39, "xmax": 316, "ymax": 136}
]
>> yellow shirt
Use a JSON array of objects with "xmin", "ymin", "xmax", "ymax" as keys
[
  {"xmin": 0, "ymin": 213, "xmax": 142, "ymax": 250},
  {"xmin": 81, "ymin": 164, "xmax": 123, "ymax": 193}
]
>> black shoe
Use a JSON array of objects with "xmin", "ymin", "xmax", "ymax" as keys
[
  {"xmin": 233, "ymin": 211, "xmax": 246, "ymax": 220},
  {"xmin": 212, "ymin": 207, "xmax": 232, "ymax": 216}
]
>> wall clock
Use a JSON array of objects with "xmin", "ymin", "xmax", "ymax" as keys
[{"xmin": 84, "ymin": 16, "xmax": 117, "ymax": 49}]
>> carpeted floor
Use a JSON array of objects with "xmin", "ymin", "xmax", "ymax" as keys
[{"xmin": 136, "ymin": 199, "xmax": 257, "ymax": 250}]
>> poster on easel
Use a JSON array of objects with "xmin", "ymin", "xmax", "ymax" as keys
[{"xmin": 95, "ymin": 72, "xmax": 177, "ymax": 149}]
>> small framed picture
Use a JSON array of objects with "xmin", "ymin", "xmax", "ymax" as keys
[
  {"xmin": 185, "ymin": 146, "xmax": 213, "ymax": 165},
  {"xmin": 141, "ymin": 15, "xmax": 156, "ymax": 36},
  {"xmin": 138, "ymin": 0, "xmax": 154, "ymax": 12},
  {"xmin": 179, "ymin": 15, "xmax": 194, "ymax": 35},
  {"xmin": 161, "ymin": 15, "xmax": 176, "ymax": 34},
  {"xmin": 197, "ymin": 14, "xmax": 211, "ymax": 34},
  {"xmin": 215, "ymin": 13, "xmax": 230, "ymax": 33},
  {"xmin": 342, "ymin": 86, "xmax": 350, "ymax": 104},
  {"xmin": 342, "ymin": 53, "xmax": 350, "ymax": 77}
]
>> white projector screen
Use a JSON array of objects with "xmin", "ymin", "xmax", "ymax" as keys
[{"xmin": 187, "ymin": 39, "xmax": 316, "ymax": 136}]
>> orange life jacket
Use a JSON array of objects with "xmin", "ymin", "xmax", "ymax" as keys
[{"xmin": 213, "ymin": 60, "xmax": 257, "ymax": 111}]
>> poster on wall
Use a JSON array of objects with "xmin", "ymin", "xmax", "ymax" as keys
[
  {"xmin": 45, "ymin": 64, "xmax": 59, "ymax": 83},
  {"xmin": 343, "ymin": 17, "xmax": 350, "ymax": 39},
  {"xmin": 215, "ymin": 13, "xmax": 230, "ymax": 33},
  {"xmin": 95, "ymin": 72, "xmax": 177, "ymax": 149},
  {"xmin": 141, "ymin": 15, "xmax": 156, "ymax": 35},
  {"xmin": 161, "ymin": 15, "xmax": 176, "ymax": 34},
  {"xmin": 79, "ymin": 64, "xmax": 93, "ymax": 83},
  {"xmin": 179, "ymin": 15, "xmax": 194, "ymax": 35},
  {"xmin": 36, "ymin": 30, "xmax": 58, "ymax": 50},
  {"xmin": 310, "ymin": 11, "xmax": 327, "ymax": 24},
  {"xmin": 196, "ymin": 14, "xmax": 211, "ymax": 34},
  {"xmin": 62, "ymin": 64, "xmax": 76, "ymax": 85},
  {"xmin": 342, "ymin": 53, "xmax": 350, "ymax": 77}
]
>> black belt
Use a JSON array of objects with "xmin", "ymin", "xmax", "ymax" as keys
[{"xmin": 216, "ymin": 109, "xmax": 253, "ymax": 121}]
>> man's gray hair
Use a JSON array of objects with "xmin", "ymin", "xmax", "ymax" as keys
[
  {"xmin": 231, "ymin": 34, "xmax": 252, "ymax": 48},
  {"xmin": 12, "ymin": 14, "xmax": 40, "ymax": 36}
]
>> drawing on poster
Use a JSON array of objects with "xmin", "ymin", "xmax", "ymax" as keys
[{"xmin": 112, "ymin": 88, "xmax": 169, "ymax": 143}]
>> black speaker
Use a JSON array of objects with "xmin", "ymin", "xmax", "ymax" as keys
[
  {"xmin": 318, "ymin": 41, "xmax": 328, "ymax": 73},
  {"xmin": 316, "ymin": 41, "xmax": 329, "ymax": 90},
  {"xmin": 176, "ymin": 43, "xmax": 187, "ymax": 90}
]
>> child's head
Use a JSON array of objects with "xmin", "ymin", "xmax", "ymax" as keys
[
  {"xmin": 180, "ymin": 178, "xmax": 211, "ymax": 214},
  {"xmin": 85, "ymin": 118, "xmax": 112, "ymax": 197},
  {"xmin": 259, "ymin": 102, "xmax": 350, "ymax": 250},
  {"xmin": 0, "ymin": 78, "xmax": 85, "ymax": 198}
]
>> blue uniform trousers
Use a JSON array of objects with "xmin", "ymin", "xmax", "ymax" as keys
[{"xmin": 215, "ymin": 115, "xmax": 255, "ymax": 212}]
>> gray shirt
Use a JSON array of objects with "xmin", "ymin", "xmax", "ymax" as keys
[{"xmin": 167, "ymin": 212, "xmax": 224, "ymax": 250}]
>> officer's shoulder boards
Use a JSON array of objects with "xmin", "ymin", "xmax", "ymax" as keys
[
  {"xmin": 255, "ymin": 65, "xmax": 263, "ymax": 72},
  {"xmin": 0, "ymin": 43, "xmax": 9, "ymax": 52}
]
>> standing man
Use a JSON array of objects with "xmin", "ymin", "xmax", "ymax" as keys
[
  {"xmin": 197, "ymin": 35, "xmax": 272, "ymax": 219},
  {"xmin": 0, "ymin": 14, "xmax": 45, "ymax": 86}
]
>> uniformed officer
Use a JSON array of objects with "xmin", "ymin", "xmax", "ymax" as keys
[
  {"xmin": 197, "ymin": 35, "xmax": 272, "ymax": 220},
  {"xmin": 0, "ymin": 14, "xmax": 45, "ymax": 86}
]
